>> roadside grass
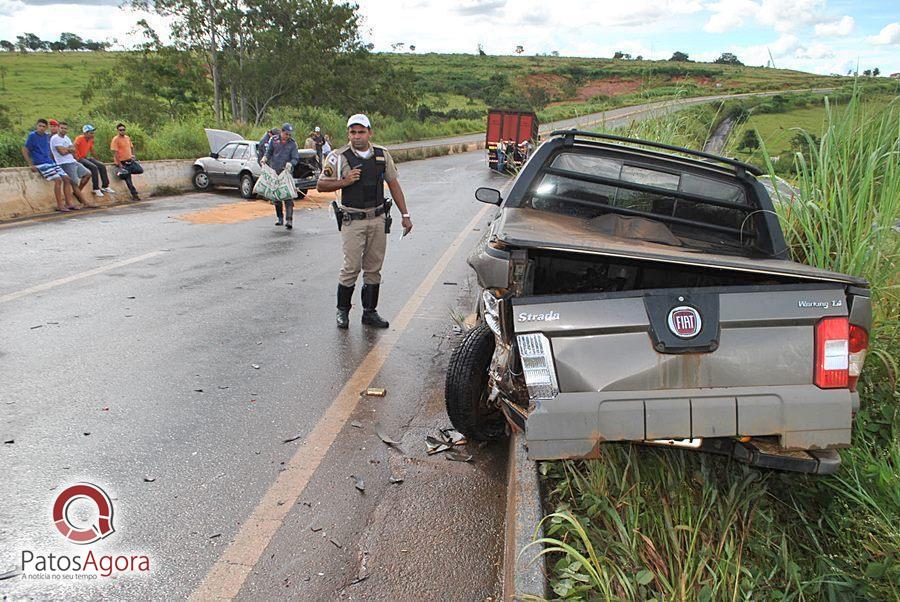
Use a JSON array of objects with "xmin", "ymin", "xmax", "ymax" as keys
[{"xmin": 534, "ymin": 86, "xmax": 899, "ymax": 601}]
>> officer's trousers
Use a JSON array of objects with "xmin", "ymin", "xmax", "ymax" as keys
[{"xmin": 339, "ymin": 213, "xmax": 387, "ymax": 287}]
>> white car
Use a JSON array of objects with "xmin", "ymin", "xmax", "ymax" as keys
[{"xmin": 192, "ymin": 129, "xmax": 320, "ymax": 199}]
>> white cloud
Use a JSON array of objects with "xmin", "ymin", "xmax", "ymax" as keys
[
  {"xmin": 757, "ymin": 0, "xmax": 825, "ymax": 32},
  {"xmin": 867, "ymin": 22, "xmax": 900, "ymax": 45},
  {"xmin": 0, "ymin": 0, "xmax": 23, "ymax": 17},
  {"xmin": 795, "ymin": 42, "xmax": 834, "ymax": 59},
  {"xmin": 703, "ymin": 0, "xmax": 759, "ymax": 33},
  {"xmin": 814, "ymin": 15, "xmax": 854, "ymax": 37}
]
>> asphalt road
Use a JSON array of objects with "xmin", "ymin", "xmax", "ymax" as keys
[{"xmin": 0, "ymin": 149, "xmax": 509, "ymax": 600}]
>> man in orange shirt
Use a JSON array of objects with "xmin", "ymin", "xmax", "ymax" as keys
[
  {"xmin": 75, "ymin": 124, "xmax": 115, "ymax": 198},
  {"xmin": 110, "ymin": 123, "xmax": 143, "ymax": 201}
]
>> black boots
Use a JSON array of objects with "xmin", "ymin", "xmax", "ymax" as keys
[
  {"xmin": 361, "ymin": 284, "xmax": 389, "ymax": 328},
  {"xmin": 274, "ymin": 201, "xmax": 284, "ymax": 226},
  {"xmin": 336, "ymin": 284, "xmax": 354, "ymax": 329}
]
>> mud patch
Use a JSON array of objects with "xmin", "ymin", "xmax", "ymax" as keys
[{"xmin": 178, "ymin": 191, "xmax": 336, "ymax": 225}]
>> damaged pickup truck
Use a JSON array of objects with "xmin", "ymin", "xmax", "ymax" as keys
[{"xmin": 445, "ymin": 130, "xmax": 871, "ymax": 474}]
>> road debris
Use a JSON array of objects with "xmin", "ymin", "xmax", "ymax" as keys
[
  {"xmin": 425, "ymin": 427, "xmax": 468, "ymax": 455},
  {"xmin": 443, "ymin": 281, "xmax": 458, "ymax": 286},
  {"xmin": 283, "ymin": 434, "xmax": 302, "ymax": 443},
  {"xmin": 310, "ymin": 526, "xmax": 323, "ymax": 532},
  {"xmin": 29, "ymin": 325, "xmax": 42, "ymax": 330},
  {"xmin": 3, "ymin": 438, "xmax": 13, "ymax": 445},
  {"xmin": 446, "ymin": 451, "xmax": 473, "ymax": 462},
  {"xmin": 348, "ymin": 575, "xmax": 369, "ymax": 586},
  {"xmin": 209, "ymin": 533, "xmax": 222, "ymax": 539},
  {"xmin": 193, "ymin": 388, "xmax": 204, "ymax": 393},
  {"xmin": 350, "ymin": 475, "xmax": 365, "ymax": 492},
  {"xmin": 329, "ymin": 538, "xmax": 342, "ymax": 549},
  {"xmin": 388, "ymin": 475, "xmax": 404, "ymax": 484},
  {"xmin": 364, "ymin": 387, "xmax": 386, "ymax": 397},
  {"xmin": 83, "ymin": 432, "xmax": 90, "ymax": 436},
  {"xmin": 251, "ymin": 364, "xmax": 261, "ymax": 370},
  {"xmin": 350, "ymin": 421, "xmax": 363, "ymax": 429},
  {"xmin": 375, "ymin": 429, "xmax": 405, "ymax": 454},
  {"xmin": 143, "ymin": 477, "xmax": 156, "ymax": 482}
]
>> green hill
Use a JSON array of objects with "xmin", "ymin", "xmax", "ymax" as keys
[{"xmin": 0, "ymin": 51, "xmax": 846, "ymax": 130}]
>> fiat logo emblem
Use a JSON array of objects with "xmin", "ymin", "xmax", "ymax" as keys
[{"xmin": 667, "ymin": 306, "xmax": 702, "ymax": 338}]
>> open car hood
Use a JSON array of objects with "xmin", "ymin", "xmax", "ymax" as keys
[
  {"xmin": 494, "ymin": 207, "xmax": 866, "ymax": 286},
  {"xmin": 205, "ymin": 128, "xmax": 243, "ymax": 153}
]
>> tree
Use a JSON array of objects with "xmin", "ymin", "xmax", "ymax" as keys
[
  {"xmin": 669, "ymin": 51, "xmax": 690, "ymax": 62},
  {"xmin": 862, "ymin": 69, "xmax": 872, "ymax": 77},
  {"xmin": 873, "ymin": 67, "xmax": 880, "ymax": 77},
  {"xmin": 60, "ymin": 32, "xmax": 85, "ymax": 51},
  {"xmin": 477, "ymin": 43, "xmax": 485, "ymax": 56},
  {"xmin": 408, "ymin": 44, "xmax": 415, "ymax": 52},
  {"xmin": 83, "ymin": 40, "xmax": 111, "ymax": 51},
  {"xmin": 49, "ymin": 41, "xmax": 66, "ymax": 52},
  {"xmin": 550, "ymin": 50, "xmax": 559, "ymax": 57},
  {"xmin": 391, "ymin": 42, "xmax": 405, "ymax": 51},
  {"xmin": 714, "ymin": 52, "xmax": 743, "ymax": 66},
  {"xmin": 635, "ymin": 55, "xmax": 643, "ymax": 61},
  {"xmin": 515, "ymin": 45, "xmax": 524, "ymax": 54},
  {"xmin": 738, "ymin": 129, "xmax": 759, "ymax": 151},
  {"xmin": 82, "ymin": 23, "xmax": 212, "ymax": 124},
  {"xmin": 0, "ymin": 40, "xmax": 14, "ymax": 52},
  {"xmin": 613, "ymin": 50, "xmax": 625, "ymax": 59},
  {"xmin": 16, "ymin": 33, "xmax": 46, "ymax": 52}
]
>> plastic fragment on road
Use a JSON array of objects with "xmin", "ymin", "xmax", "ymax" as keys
[
  {"xmin": 283, "ymin": 434, "xmax": 302, "ymax": 443},
  {"xmin": 425, "ymin": 436, "xmax": 451, "ymax": 455},
  {"xmin": 376, "ymin": 429, "xmax": 406, "ymax": 454},
  {"xmin": 350, "ymin": 421, "xmax": 363, "ymax": 428},
  {"xmin": 143, "ymin": 476, "xmax": 156, "ymax": 482},
  {"xmin": 446, "ymin": 451, "xmax": 473, "ymax": 462},
  {"xmin": 388, "ymin": 475, "xmax": 404, "ymax": 484},
  {"xmin": 251, "ymin": 364, "xmax": 261, "ymax": 369},
  {"xmin": 426, "ymin": 427, "xmax": 469, "ymax": 455},
  {"xmin": 351, "ymin": 475, "xmax": 365, "ymax": 492},
  {"xmin": 364, "ymin": 387, "xmax": 386, "ymax": 397}
]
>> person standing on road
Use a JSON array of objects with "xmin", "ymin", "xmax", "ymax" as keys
[
  {"xmin": 262, "ymin": 123, "xmax": 300, "ymax": 230},
  {"xmin": 308, "ymin": 127, "xmax": 326, "ymax": 166},
  {"xmin": 50, "ymin": 122, "xmax": 97, "ymax": 208},
  {"xmin": 110, "ymin": 123, "xmax": 143, "ymax": 201},
  {"xmin": 22, "ymin": 118, "xmax": 78, "ymax": 212},
  {"xmin": 257, "ymin": 127, "xmax": 279, "ymax": 164},
  {"xmin": 317, "ymin": 114, "xmax": 412, "ymax": 330},
  {"xmin": 74, "ymin": 124, "xmax": 115, "ymax": 198}
]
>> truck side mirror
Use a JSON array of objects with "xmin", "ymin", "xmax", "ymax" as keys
[{"xmin": 475, "ymin": 187, "xmax": 502, "ymax": 205}]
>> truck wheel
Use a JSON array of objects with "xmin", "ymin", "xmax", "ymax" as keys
[
  {"xmin": 444, "ymin": 323, "xmax": 506, "ymax": 441},
  {"xmin": 239, "ymin": 173, "xmax": 255, "ymax": 199}
]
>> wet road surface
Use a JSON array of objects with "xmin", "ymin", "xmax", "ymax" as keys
[{"xmin": 0, "ymin": 150, "xmax": 508, "ymax": 600}]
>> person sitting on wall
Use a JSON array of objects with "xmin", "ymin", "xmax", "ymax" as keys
[
  {"xmin": 75, "ymin": 124, "xmax": 115, "ymax": 198},
  {"xmin": 21, "ymin": 118, "xmax": 80, "ymax": 212}
]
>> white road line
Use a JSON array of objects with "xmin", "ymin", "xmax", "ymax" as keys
[{"xmin": 0, "ymin": 250, "xmax": 165, "ymax": 304}]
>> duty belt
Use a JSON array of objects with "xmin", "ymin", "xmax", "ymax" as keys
[{"xmin": 344, "ymin": 205, "xmax": 387, "ymax": 220}]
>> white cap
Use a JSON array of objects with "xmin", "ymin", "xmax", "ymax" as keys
[
  {"xmin": 314, "ymin": 126, "xmax": 321, "ymax": 132},
  {"xmin": 347, "ymin": 114, "xmax": 371, "ymax": 129}
]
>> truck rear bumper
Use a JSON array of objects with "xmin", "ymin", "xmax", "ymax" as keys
[{"xmin": 522, "ymin": 385, "xmax": 853, "ymax": 460}]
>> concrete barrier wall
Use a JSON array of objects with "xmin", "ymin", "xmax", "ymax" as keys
[
  {"xmin": 0, "ymin": 159, "xmax": 195, "ymax": 221},
  {"xmin": 0, "ymin": 140, "xmax": 486, "ymax": 222}
]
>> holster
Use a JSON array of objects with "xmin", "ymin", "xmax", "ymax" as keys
[{"xmin": 331, "ymin": 200, "xmax": 344, "ymax": 231}]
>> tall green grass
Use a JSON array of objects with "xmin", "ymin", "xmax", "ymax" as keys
[{"xmin": 533, "ymin": 85, "xmax": 899, "ymax": 601}]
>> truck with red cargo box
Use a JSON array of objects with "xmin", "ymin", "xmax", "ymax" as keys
[{"xmin": 486, "ymin": 109, "xmax": 539, "ymax": 173}]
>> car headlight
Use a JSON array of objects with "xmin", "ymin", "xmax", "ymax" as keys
[
  {"xmin": 516, "ymin": 333, "xmax": 559, "ymax": 400},
  {"xmin": 482, "ymin": 290, "xmax": 502, "ymax": 336}
]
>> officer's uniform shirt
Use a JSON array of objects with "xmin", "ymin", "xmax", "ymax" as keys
[{"xmin": 319, "ymin": 144, "xmax": 398, "ymax": 202}]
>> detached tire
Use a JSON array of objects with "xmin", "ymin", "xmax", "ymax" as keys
[{"xmin": 444, "ymin": 323, "xmax": 506, "ymax": 441}]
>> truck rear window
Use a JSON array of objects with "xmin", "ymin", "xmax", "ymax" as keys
[{"xmin": 528, "ymin": 152, "xmax": 755, "ymax": 251}]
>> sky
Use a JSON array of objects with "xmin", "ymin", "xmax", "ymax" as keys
[{"xmin": 0, "ymin": 0, "xmax": 897, "ymax": 75}]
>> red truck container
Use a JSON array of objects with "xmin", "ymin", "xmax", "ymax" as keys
[{"xmin": 486, "ymin": 109, "xmax": 539, "ymax": 172}]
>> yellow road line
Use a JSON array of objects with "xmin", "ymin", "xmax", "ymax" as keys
[
  {"xmin": 190, "ymin": 203, "xmax": 492, "ymax": 600},
  {"xmin": 0, "ymin": 250, "xmax": 165, "ymax": 304}
]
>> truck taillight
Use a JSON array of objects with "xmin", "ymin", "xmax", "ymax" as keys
[
  {"xmin": 848, "ymin": 325, "xmax": 869, "ymax": 392},
  {"xmin": 814, "ymin": 317, "xmax": 849, "ymax": 389}
]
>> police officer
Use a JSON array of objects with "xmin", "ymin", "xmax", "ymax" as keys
[
  {"xmin": 317, "ymin": 114, "xmax": 412, "ymax": 329},
  {"xmin": 261, "ymin": 123, "xmax": 300, "ymax": 229}
]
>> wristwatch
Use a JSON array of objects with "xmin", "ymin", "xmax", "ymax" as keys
[{"xmin": 401, "ymin": 213, "xmax": 410, "ymax": 218}]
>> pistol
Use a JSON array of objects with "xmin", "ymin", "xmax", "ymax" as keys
[{"xmin": 331, "ymin": 200, "xmax": 343, "ymax": 231}]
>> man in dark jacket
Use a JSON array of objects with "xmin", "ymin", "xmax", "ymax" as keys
[
  {"xmin": 262, "ymin": 123, "xmax": 300, "ymax": 230},
  {"xmin": 257, "ymin": 127, "xmax": 279, "ymax": 164}
]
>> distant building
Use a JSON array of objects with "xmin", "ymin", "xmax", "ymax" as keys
[{"xmin": 891, "ymin": 72, "xmax": 900, "ymax": 78}]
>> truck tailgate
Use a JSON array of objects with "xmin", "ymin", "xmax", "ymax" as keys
[{"xmin": 513, "ymin": 283, "xmax": 855, "ymax": 451}]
